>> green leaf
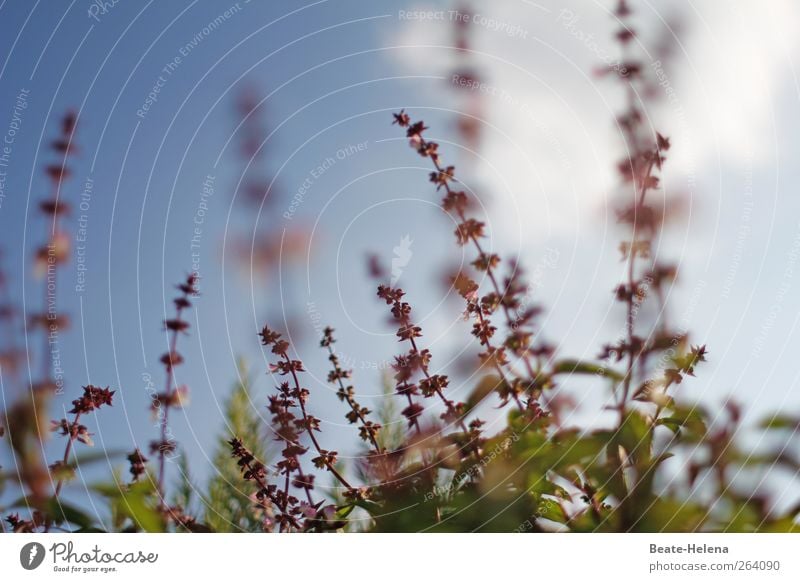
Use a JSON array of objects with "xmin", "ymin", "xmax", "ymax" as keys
[
  {"xmin": 465, "ymin": 374, "xmax": 504, "ymax": 412},
  {"xmin": 614, "ymin": 410, "xmax": 652, "ymax": 466},
  {"xmin": 121, "ymin": 493, "xmax": 164, "ymax": 533},
  {"xmin": 205, "ymin": 359, "xmax": 267, "ymax": 533},
  {"xmin": 758, "ymin": 518, "xmax": 800, "ymax": 533},
  {"xmin": 550, "ymin": 430, "xmax": 608, "ymax": 469},
  {"xmin": 46, "ymin": 498, "xmax": 94, "ymax": 529},
  {"xmin": 527, "ymin": 475, "xmax": 570, "ymax": 500},
  {"xmin": 336, "ymin": 504, "xmax": 356, "ymax": 520},
  {"xmin": 3, "ymin": 496, "xmax": 32, "ymax": 510},
  {"xmin": 93, "ymin": 479, "xmax": 165, "ymax": 533},
  {"xmin": 537, "ymin": 498, "xmax": 567, "ymax": 523},
  {"xmin": 171, "ymin": 451, "xmax": 197, "ymax": 515},
  {"xmin": 660, "ymin": 405, "xmax": 707, "ymax": 437},
  {"xmin": 759, "ymin": 414, "xmax": 799, "ymax": 431},
  {"xmin": 636, "ymin": 497, "xmax": 707, "ymax": 532},
  {"xmin": 552, "ymin": 359, "xmax": 624, "ymax": 382},
  {"xmin": 656, "ymin": 417, "xmax": 682, "ymax": 434}
]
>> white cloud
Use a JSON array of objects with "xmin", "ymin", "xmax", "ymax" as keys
[{"xmin": 387, "ymin": 0, "xmax": 800, "ymax": 246}]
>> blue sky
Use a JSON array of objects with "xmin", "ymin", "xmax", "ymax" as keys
[
  {"xmin": 0, "ymin": 0, "xmax": 479, "ymax": 507},
  {"xmin": 1, "ymin": 0, "xmax": 800, "ymax": 516}
]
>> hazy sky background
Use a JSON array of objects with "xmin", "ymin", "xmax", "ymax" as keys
[{"xmin": 1, "ymin": 0, "xmax": 799, "ymax": 514}]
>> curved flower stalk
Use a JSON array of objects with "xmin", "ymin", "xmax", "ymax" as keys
[
  {"xmin": 228, "ymin": 325, "xmax": 363, "ymax": 532},
  {"xmin": 260, "ymin": 325, "xmax": 356, "ymax": 492},
  {"xmin": 321, "ymin": 327, "xmax": 382, "ymax": 454},
  {"xmin": 151, "ymin": 273, "xmax": 198, "ymax": 506},
  {"xmin": 597, "ymin": 1, "xmax": 707, "ymax": 427},
  {"xmin": 51, "ymin": 385, "xmax": 115, "ymax": 498},
  {"xmin": 376, "ymin": 285, "xmax": 485, "ymax": 463},
  {"xmin": 391, "ymin": 111, "xmax": 548, "ymax": 410},
  {"xmin": 33, "ymin": 111, "xmax": 78, "ymax": 387}
]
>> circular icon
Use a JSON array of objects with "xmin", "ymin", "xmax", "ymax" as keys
[{"xmin": 19, "ymin": 542, "xmax": 46, "ymax": 570}]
